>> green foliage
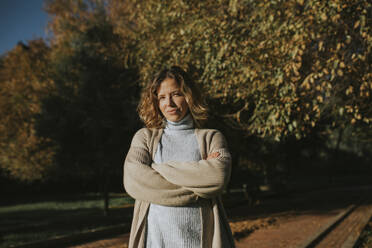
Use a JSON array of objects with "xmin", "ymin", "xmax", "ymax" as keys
[
  {"xmin": 110, "ymin": 0, "xmax": 371, "ymax": 141},
  {"xmin": 1, "ymin": 0, "xmax": 371, "ymax": 185},
  {"xmin": 37, "ymin": 0, "xmax": 140, "ymax": 188}
]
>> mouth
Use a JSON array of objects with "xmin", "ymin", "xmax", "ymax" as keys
[{"xmin": 167, "ymin": 109, "xmax": 178, "ymax": 114}]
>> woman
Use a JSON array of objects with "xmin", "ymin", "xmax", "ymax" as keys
[{"xmin": 123, "ymin": 66, "xmax": 235, "ymax": 248}]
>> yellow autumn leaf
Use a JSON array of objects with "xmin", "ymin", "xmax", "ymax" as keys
[
  {"xmin": 321, "ymin": 13, "xmax": 327, "ymax": 21},
  {"xmin": 318, "ymin": 41, "xmax": 323, "ymax": 51},
  {"xmin": 345, "ymin": 86, "xmax": 353, "ymax": 95}
]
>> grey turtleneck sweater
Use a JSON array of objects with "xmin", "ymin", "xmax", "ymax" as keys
[{"xmin": 145, "ymin": 114, "xmax": 202, "ymax": 248}]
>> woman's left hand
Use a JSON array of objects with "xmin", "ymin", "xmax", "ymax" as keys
[{"xmin": 206, "ymin": 152, "xmax": 220, "ymax": 160}]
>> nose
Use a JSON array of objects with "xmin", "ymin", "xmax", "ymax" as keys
[{"xmin": 165, "ymin": 96, "xmax": 176, "ymax": 107}]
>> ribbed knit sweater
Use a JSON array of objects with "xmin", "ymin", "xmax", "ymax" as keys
[
  {"xmin": 123, "ymin": 125, "xmax": 236, "ymax": 247},
  {"xmin": 145, "ymin": 114, "xmax": 202, "ymax": 248}
]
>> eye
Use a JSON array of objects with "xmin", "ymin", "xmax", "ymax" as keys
[
  {"xmin": 158, "ymin": 95, "xmax": 165, "ymax": 100},
  {"xmin": 173, "ymin": 92, "xmax": 183, "ymax": 97}
]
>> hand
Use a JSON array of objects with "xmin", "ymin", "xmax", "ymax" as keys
[{"xmin": 206, "ymin": 152, "xmax": 220, "ymax": 160}]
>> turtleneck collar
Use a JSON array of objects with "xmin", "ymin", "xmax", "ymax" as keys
[{"xmin": 165, "ymin": 113, "xmax": 194, "ymax": 130}]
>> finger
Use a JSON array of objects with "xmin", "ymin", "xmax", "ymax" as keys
[{"xmin": 212, "ymin": 152, "xmax": 220, "ymax": 157}]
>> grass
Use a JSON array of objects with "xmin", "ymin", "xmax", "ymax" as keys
[
  {"xmin": 0, "ymin": 193, "xmax": 134, "ymax": 248},
  {"xmin": 355, "ymin": 217, "xmax": 372, "ymax": 248},
  {"xmin": 0, "ymin": 191, "xmax": 246, "ymax": 248}
]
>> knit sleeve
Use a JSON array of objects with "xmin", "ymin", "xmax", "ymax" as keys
[
  {"xmin": 151, "ymin": 130, "xmax": 232, "ymax": 199},
  {"xmin": 123, "ymin": 129, "xmax": 198, "ymax": 206}
]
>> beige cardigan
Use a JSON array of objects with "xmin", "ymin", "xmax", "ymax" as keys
[{"xmin": 123, "ymin": 128, "xmax": 235, "ymax": 248}]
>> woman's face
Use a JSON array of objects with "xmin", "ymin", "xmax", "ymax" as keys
[{"xmin": 157, "ymin": 77, "xmax": 189, "ymax": 122}]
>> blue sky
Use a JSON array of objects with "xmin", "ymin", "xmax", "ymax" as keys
[{"xmin": 0, "ymin": 0, "xmax": 49, "ymax": 56}]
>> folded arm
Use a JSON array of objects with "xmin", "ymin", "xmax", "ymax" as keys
[
  {"xmin": 123, "ymin": 132, "xmax": 198, "ymax": 206},
  {"xmin": 152, "ymin": 131, "xmax": 232, "ymax": 199}
]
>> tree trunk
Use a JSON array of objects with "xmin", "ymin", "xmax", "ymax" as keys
[
  {"xmin": 335, "ymin": 128, "xmax": 344, "ymax": 153},
  {"xmin": 330, "ymin": 128, "xmax": 344, "ymax": 184},
  {"xmin": 102, "ymin": 164, "xmax": 109, "ymax": 216},
  {"xmin": 103, "ymin": 187, "xmax": 109, "ymax": 216}
]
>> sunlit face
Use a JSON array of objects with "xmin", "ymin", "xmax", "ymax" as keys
[{"xmin": 157, "ymin": 78, "xmax": 189, "ymax": 122}]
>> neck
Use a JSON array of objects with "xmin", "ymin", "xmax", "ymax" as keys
[{"xmin": 165, "ymin": 113, "xmax": 194, "ymax": 130}]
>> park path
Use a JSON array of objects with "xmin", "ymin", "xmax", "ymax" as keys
[
  {"xmin": 234, "ymin": 208, "xmax": 338, "ymax": 248},
  {"xmin": 311, "ymin": 203, "xmax": 372, "ymax": 248},
  {"xmin": 70, "ymin": 186, "xmax": 372, "ymax": 248},
  {"xmin": 233, "ymin": 186, "xmax": 372, "ymax": 248},
  {"xmin": 234, "ymin": 203, "xmax": 372, "ymax": 248}
]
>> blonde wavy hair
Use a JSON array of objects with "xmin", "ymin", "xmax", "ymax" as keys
[{"xmin": 138, "ymin": 66, "xmax": 208, "ymax": 128}]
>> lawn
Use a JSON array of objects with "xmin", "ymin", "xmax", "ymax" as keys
[{"xmin": 0, "ymin": 193, "xmax": 134, "ymax": 248}]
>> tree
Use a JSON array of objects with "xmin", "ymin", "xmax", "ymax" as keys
[
  {"xmin": 41, "ymin": 0, "xmax": 140, "ymax": 214},
  {"xmin": 109, "ymin": 0, "xmax": 371, "ymax": 141},
  {"xmin": 0, "ymin": 40, "xmax": 55, "ymax": 182}
]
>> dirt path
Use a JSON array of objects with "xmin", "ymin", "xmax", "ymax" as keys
[
  {"xmin": 70, "ymin": 186, "xmax": 372, "ymax": 248},
  {"xmin": 232, "ymin": 186, "xmax": 372, "ymax": 248}
]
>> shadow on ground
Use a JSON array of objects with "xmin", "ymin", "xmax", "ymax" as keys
[{"xmin": 224, "ymin": 185, "xmax": 372, "ymax": 240}]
